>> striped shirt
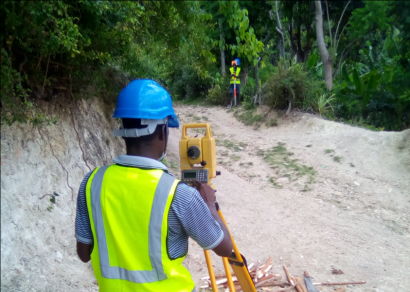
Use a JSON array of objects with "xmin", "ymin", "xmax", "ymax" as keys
[{"xmin": 75, "ymin": 155, "xmax": 224, "ymax": 259}]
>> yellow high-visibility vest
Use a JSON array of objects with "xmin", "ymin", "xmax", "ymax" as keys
[
  {"xmin": 230, "ymin": 67, "xmax": 241, "ymax": 84},
  {"xmin": 86, "ymin": 164, "xmax": 195, "ymax": 292}
]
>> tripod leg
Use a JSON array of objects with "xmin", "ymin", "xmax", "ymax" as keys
[
  {"xmin": 204, "ymin": 250, "xmax": 218, "ymax": 292},
  {"xmin": 218, "ymin": 210, "xmax": 257, "ymax": 292},
  {"xmin": 223, "ymin": 257, "xmax": 236, "ymax": 291}
]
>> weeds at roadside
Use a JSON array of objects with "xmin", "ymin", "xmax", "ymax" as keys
[
  {"xmin": 191, "ymin": 115, "xmax": 200, "ymax": 122},
  {"xmin": 269, "ymin": 177, "xmax": 283, "ymax": 189},
  {"xmin": 193, "ymin": 128, "xmax": 206, "ymax": 135},
  {"xmin": 231, "ymin": 155, "xmax": 241, "ymax": 162},
  {"xmin": 220, "ymin": 151, "xmax": 229, "ymax": 157},
  {"xmin": 216, "ymin": 138, "xmax": 244, "ymax": 152},
  {"xmin": 258, "ymin": 142, "xmax": 316, "ymax": 188},
  {"xmin": 324, "ymin": 149, "xmax": 343, "ymax": 163},
  {"xmin": 234, "ymin": 108, "xmax": 262, "ymax": 126},
  {"xmin": 266, "ymin": 119, "xmax": 277, "ymax": 127},
  {"xmin": 169, "ymin": 161, "xmax": 178, "ymax": 170},
  {"xmin": 231, "ymin": 155, "xmax": 241, "ymax": 161},
  {"xmin": 239, "ymin": 161, "xmax": 253, "ymax": 167},
  {"xmin": 201, "ymin": 116, "xmax": 209, "ymax": 121}
]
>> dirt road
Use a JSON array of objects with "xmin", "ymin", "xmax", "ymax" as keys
[{"xmin": 168, "ymin": 104, "xmax": 410, "ymax": 292}]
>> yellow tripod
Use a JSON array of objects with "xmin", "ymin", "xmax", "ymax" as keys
[
  {"xmin": 179, "ymin": 123, "xmax": 256, "ymax": 292},
  {"xmin": 203, "ymin": 203, "xmax": 257, "ymax": 292}
]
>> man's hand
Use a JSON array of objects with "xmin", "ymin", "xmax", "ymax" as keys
[
  {"xmin": 77, "ymin": 241, "xmax": 93, "ymax": 263},
  {"xmin": 192, "ymin": 180, "xmax": 216, "ymax": 208},
  {"xmin": 191, "ymin": 181, "xmax": 233, "ymax": 257}
]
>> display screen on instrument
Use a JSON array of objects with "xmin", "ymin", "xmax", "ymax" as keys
[{"xmin": 183, "ymin": 171, "xmax": 197, "ymax": 179}]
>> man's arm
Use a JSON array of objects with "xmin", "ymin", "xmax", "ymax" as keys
[
  {"xmin": 192, "ymin": 181, "xmax": 233, "ymax": 257},
  {"xmin": 207, "ymin": 202, "xmax": 233, "ymax": 257},
  {"xmin": 75, "ymin": 171, "xmax": 94, "ymax": 263}
]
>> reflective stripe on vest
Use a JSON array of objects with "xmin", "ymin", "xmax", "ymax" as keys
[
  {"xmin": 90, "ymin": 166, "xmax": 173, "ymax": 283},
  {"xmin": 230, "ymin": 67, "xmax": 241, "ymax": 84}
]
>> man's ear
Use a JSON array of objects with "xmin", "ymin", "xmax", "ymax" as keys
[{"xmin": 158, "ymin": 124, "xmax": 166, "ymax": 141}]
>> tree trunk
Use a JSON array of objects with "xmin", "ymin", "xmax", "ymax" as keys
[
  {"xmin": 242, "ymin": 66, "xmax": 248, "ymax": 86},
  {"xmin": 289, "ymin": 22, "xmax": 298, "ymax": 65},
  {"xmin": 219, "ymin": 19, "xmax": 226, "ymax": 77},
  {"xmin": 274, "ymin": 2, "xmax": 285, "ymax": 60},
  {"xmin": 315, "ymin": 1, "xmax": 333, "ymax": 90},
  {"xmin": 255, "ymin": 61, "xmax": 260, "ymax": 94}
]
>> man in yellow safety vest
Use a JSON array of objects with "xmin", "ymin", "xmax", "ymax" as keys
[
  {"xmin": 227, "ymin": 58, "xmax": 241, "ymax": 109},
  {"xmin": 75, "ymin": 79, "xmax": 233, "ymax": 292}
]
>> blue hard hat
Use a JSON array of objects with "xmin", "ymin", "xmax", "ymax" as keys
[
  {"xmin": 113, "ymin": 79, "xmax": 179, "ymax": 128},
  {"xmin": 234, "ymin": 58, "xmax": 240, "ymax": 65}
]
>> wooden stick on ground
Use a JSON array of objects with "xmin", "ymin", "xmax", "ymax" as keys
[
  {"xmin": 283, "ymin": 265, "xmax": 295, "ymax": 286},
  {"xmin": 254, "ymin": 279, "xmax": 289, "ymax": 288},
  {"xmin": 254, "ymin": 260, "xmax": 261, "ymax": 283},
  {"xmin": 259, "ymin": 257, "xmax": 273, "ymax": 273},
  {"xmin": 312, "ymin": 281, "xmax": 366, "ymax": 286},
  {"xmin": 295, "ymin": 277, "xmax": 308, "ymax": 292},
  {"xmin": 291, "ymin": 276, "xmax": 304, "ymax": 292}
]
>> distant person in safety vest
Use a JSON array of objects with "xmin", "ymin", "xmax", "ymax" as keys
[
  {"xmin": 227, "ymin": 58, "xmax": 241, "ymax": 109},
  {"xmin": 75, "ymin": 79, "xmax": 232, "ymax": 292}
]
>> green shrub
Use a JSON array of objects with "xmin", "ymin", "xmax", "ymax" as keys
[
  {"xmin": 259, "ymin": 62, "xmax": 276, "ymax": 84},
  {"xmin": 261, "ymin": 59, "xmax": 325, "ymax": 111},
  {"xmin": 241, "ymin": 77, "xmax": 255, "ymax": 104},
  {"xmin": 206, "ymin": 73, "xmax": 230, "ymax": 105},
  {"xmin": 207, "ymin": 84, "xmax": 227, "ymax": 105}
]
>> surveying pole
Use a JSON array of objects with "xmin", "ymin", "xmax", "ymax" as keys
[{"xmin": 233, "ymin": 69, "xmax": 237, "ymax": 107}]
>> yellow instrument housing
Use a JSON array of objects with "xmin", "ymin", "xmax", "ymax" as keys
[{"xmin": 179, "ymin": 123, "xmax": 217, "ymax": 185}]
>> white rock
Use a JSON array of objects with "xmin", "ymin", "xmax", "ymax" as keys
[
  {"xmin": 40, "ymin": 275, "xmax": 46, "ymax": 279},
  {"xmin": 56, "ymin": 251, "xmax": 63, "ymax": 259},
  {"xmin": 354, "ymin": 182, "xmax": 360, "ymax": 186}
]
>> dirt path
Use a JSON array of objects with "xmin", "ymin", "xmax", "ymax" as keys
[{"xmin": 167, "ymin": 104, "xmax": 410, "ymax": 292}]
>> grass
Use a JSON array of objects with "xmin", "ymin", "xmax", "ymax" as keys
[
  {"xmin": 161, "ymin": 159, "xmax": 178, "ymax": 170},
  {"xmin": 324, "ymin": 149, "xmax": 343, "ymax": 163},
  {"xmin": 234, "ymin": 108, "xmax": 263, "ymax": 126},
  {"xmin": 216, "ymin": 138, "xmax": 244, "ymax": 152},
  {"xmin": 246, "ymin": 174, "xmax": 257, "ymax": 181},
  {"xmin": 220, "ymin": 151, "xmax": 229, "ymax": 157},
  {"xmin": 239, "ymin": 161, "xmax": 253, "ymax": 166},
  {"xmin": 201, "ymin": 116, "xmax": 209, "ymax": 121},
  {"xmin": 190, "ymin": 115, "xmax": 201, "ymax": 122},
  {"xmin": 231, "ymin": 155, "xmax": 241, "ymax": 162},
  {"xmin": 193, "ymin": 128, "xmax": 206, "ymax": 135},
  {"xmin": 169, "ymin": 161, "xmax": 178, "ymax": 170},
  {"xmin": 269, "ymin": 177, "xmax": 283, "ymax": 189},
  {"xmin": 258, "ymin": 142, "xmax": 316, "ymax": 187},
  {"xmin": 267, "ymin": 118, "xmax": 278, "ymax": 127}
]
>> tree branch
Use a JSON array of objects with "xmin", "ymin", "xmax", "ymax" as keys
[{"xmin": 334, "ymin": 0, "xmax": 351, "ymax": 50}]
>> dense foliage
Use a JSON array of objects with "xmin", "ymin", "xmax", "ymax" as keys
[{"xmin": 1, "ymin": 1, "xmax": 409, "ymax": 130}]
